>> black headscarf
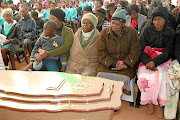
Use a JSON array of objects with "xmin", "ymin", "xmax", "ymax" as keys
[
  {"xmin": 127, "ymin": 3, "xmax": 139, "ymax": 15},
  {"xmin": 137, "ymin": 2, "xmax": 147, "ymax": 16},
  {"xmin": 50, "ymin": 8, "xmax": 65, "ymax": 21}
]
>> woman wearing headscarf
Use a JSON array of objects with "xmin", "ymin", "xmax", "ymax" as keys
[
  {"xmin": 1, "ymin": 8, "xmax": 22, "ymax": 70},
  {"xmin": 137, "ymin": 5, "xmax": 175, "ymax": 119},
  {"xmin": 106, "ymin": 3, "xmax": 117, "ymax": 23},
  {"xmin": 66, "ymin": 13, "xmax": 99, "ymax": 76},
  {"xmin": 136, "ymin": 2, "xmax": 147, "ymax": 16},
  {"xmin": 96, "ymin": 9, "xmax": 140, "ymax": 95},
  {"xmin": 117, "ymin": 1, "xmax": 126, "ymax": 10},
  {"xmin": 126, "ymin": 3, "xmax": 147, "ymax": 34}
]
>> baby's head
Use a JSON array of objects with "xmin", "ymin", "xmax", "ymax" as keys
[{"xmin": 44, "ymin": 21, "xmax": 58, "ymax": 37}]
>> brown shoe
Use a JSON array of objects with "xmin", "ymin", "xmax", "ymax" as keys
[
  {"xmin": 155, "ymin": 105, "xmax": 164, "ymax": 119},
  {"xmin": 146, "ymin": 104, "xmax": 154, "ymax": 115},
  {"xmin": 123, "ymin": 89, "xmax": 131, "ymax": 95}
]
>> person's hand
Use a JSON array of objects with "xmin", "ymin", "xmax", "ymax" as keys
[
  {"xmin": 38, "ymin": 49, "xmax": 48, "ymax": 59},
  {"xmin": 61, "ymin": 66, "xmax": 66, "ymax": 72},
  {"xmin": 146, "ymin": 61, "xmax": 157, "ymax": 71},
  {"xmin": 3, "ymin": 39, "xmax": 10, "ymax": 45},
  {"xmin": 112, "ymin": 62, "xmax": 127, "ymax": 70},
  {"xmin": 35, "ymin": 55, "xmax": 43, "ymax": 62},
  {"xmin": 172, "ymin": 7, "xmax": 179, "ymax": 14},
  {"xmin": 28, "ymin": 61, "xmax": 34, "ymax": 70},
  {"xmin": 38, "ymin": 48, "xmax": 45, "ymax": 54}
]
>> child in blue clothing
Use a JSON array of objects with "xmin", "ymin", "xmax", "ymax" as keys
[
  {"xmin": 27, "ymin": 21, "xmax": 66, "ymax": 72},
  {"xmin": 66, "ymin": 1, "xmax": 77, "ymax": 23},
  {"xmin": 79, "ymin": 0, "xmax": 89, "ymax": 11}
]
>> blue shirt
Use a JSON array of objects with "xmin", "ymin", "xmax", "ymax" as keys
[
  {"xmin": 66, "ymin": 7, "xmax": 77, "ymax": 22},
  {"xmin": 0, "ymin": 17, "xmax": 5, "ymax": 33},
  {"xmin": 79, "ymin": 1, "xmax": 89, "ymax": 11},
  {"xmin": 4, "ymin": 21, "xmax": 13, "ymax": 37}
]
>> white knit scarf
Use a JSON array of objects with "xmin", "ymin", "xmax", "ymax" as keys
[{"xmin": 82, "ymin": 29, "xmax": 94, "ymax": 42}]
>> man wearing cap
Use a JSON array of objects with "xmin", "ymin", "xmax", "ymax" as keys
[
  {"xmin": 94, "ymin": 8, "xmax": 110, "ymax": 32},
  {"xmin": 97, "ymin": 9, "xmax": 140, "ymax": 95},
  {"xmin": 37, "ymin": 8, "xmax": 74, "ymax": 62},
  {"xmin": 77, "ymin": 6, "xmax": 93, "ymax": 29}
]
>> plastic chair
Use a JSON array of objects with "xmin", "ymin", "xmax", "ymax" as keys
[{"xmin": 121, "ymin": 76, "xmax": 136, "ymax": 107}]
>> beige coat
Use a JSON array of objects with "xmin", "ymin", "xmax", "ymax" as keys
[{"xmin": 66, "ymin": 28, "xmax": 100, "ymax": 76}]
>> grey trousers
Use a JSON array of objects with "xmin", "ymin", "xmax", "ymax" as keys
[{"xmin": 97, "ymin": 72, "xmax": 131, "ymax": 91}]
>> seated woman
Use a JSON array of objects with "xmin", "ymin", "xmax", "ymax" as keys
[
  {"xmin": 136, "ymin": 2, "xmax": 147, "ymax": 16},
  {"xmin": 96, "ymin": 9, "xmax": 140, "ymax": 95},
  {"xmin": 66, "ymin": 13, "xmax": 99, "ymax": 76},
  {"xmin": 35, "ymin": 8, "xmax": 74, "ymax": 63},
  {"xmin": 1, "ymin": 8, "xmax": 22, "ymax": 70},
  {"xmin": 137, "ymin": 6, "xmax": 175, "ymax": 119},
  {"xmin": 126, "ymin": 3, "xmax": 147, "ymax": 34}
]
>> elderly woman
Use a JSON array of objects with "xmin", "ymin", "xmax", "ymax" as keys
[
  {"xmin": 96, "ymin": 9, "xmax": 140, "ymax": 95},
  {"xmin": 1, "ymin": 8, "xmax": 22, "ymax": 70},
  {"xmin": 66, "ymin": 13, "xmax": 99, "ymax": 76},
  {"xmin": 126, "ymin": 3, "xmax": 147, "ymax": 33},
  {"xmin": 137, "ymin": 6, "xmax": 175, "ymax": 119}
]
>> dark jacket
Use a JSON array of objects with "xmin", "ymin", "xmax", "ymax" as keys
[
  {"xmin": 76, "ymin": 6, "xmax": 82, "ymax": 19},
  {"xmin": 140, "ymin": 20, "xmax": 175, "ymax": 66},
  {"xmin": 36, "ymin": 17, "xmax": 46, "ymax": 37},
  {"xmin": 175, "ymin": 30, "xmax": 180, "ymax": 62},
  {"xmin": 1, "ymin": 21, "xmax": 22, "ymax": 54},
  {"xmin": 18, "ymin": 14, "xmax": 36, "ymax": 40}
]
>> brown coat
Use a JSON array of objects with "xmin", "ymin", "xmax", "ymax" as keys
[
  {"xmin": 96, "ymin": 26, "xmax": 141, "ymax": 79},
  {"xmin": 66, "ymin": 28, "xmax": 100, "ymax": 76}
]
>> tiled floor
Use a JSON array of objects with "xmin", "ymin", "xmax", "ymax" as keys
[{"xmin": 8, "ymin": 56, "xmax": 166, "ymax": 120}]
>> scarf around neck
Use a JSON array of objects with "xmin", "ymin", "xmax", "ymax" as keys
[{"xmin": 82, "ymin": 29, "xmax": 94, "ymax": 41}]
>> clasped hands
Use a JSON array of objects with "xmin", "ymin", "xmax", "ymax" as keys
[{"xmin": 112, "ymin": 62, "xmax": 127, "ymax": 70}]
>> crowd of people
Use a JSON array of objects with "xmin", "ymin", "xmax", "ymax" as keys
[{"xmin": 0, "ymin": 0, "xmax": 180, "ymax": 119}]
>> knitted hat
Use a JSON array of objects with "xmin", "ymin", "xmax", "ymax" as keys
[
  {"xmin": 111, "ymin": 9, "xmax": 126, "ymax": 23},
  {"xmin": 81, "ymin": 13, "xmax": 98, "ymax": 28},
  {"xmin": 50, "ymin": 8, "xmax": 65, "ymax": 21},
  {"xmin": 83, "ymin": 6, "xmax": 92, "ymax": 12},
  {"xmin": 127, "ymin": 3, "xmax": 139, "ymax": 15},
  {"xmin": 107, "ymin": 3, "xmax": 117, "ymax": 10},
  {"xmin": 93, "ymin": 8, "xmax": 106, "ymax": 17},
  {"xmin": 151, "ymin": 5, "xmax": 169, "ymax": 21},
  {"xmin": 2, "ymin": 8, "xmax": 13, "ymax": 17}
]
